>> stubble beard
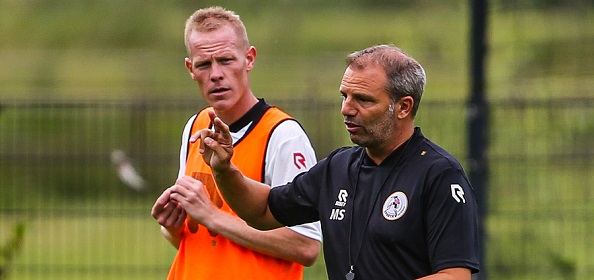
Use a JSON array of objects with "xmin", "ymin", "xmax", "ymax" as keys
[{"xmin": 350, "ymin": 108, "xmax": 397, "ymax": 148}]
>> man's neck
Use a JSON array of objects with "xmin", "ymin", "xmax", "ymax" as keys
[
  {"xmin": 216, "ymin": 93, "xmax": 259, "ymax": 125},
  {"xmin": 365, "ymin": 126, "xmax": 414, "ymax": 165}
]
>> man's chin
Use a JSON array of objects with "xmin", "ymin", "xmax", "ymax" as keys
[
  {"xmin": 350, "ymin": 135, "xmax": 376, "ymax": 148},
  {"xmin": 209, "ymin": 100, "xmax": 232, "ymax": 111},
  {"xmin": 349, "ymin": 136, "xmax": 363, "ymax": 146}
]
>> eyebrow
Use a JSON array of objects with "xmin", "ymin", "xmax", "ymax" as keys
[{"xmin": 198, "ymin": 51, "xmax": 235, "ymax": 61}]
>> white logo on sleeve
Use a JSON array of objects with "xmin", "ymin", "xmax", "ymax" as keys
[{"xmin": 450, "ymin": 184, "xmax": 466, "ymax": 203}]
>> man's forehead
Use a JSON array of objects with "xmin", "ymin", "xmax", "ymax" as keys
[
  {"xmin": 188, "ymin": 25, "xmax": 241, "ymax": 47},
  {"xmin": 340, "ymin": 65, "xmax": 387, "ymax": 92},
  {"xmin": 188, "ymin": 38, "xmax": 241, "ymax": 59},
  {"xmin": 342, "ymin": 65, "xmax": 385, "ymax": 82}
]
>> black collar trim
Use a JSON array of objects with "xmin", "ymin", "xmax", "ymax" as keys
[{"xmin": 228, "ymin": 98, "xmax": 270, "ymax": 133}]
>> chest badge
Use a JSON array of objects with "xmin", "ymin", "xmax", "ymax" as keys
[{"xmin": 382, "ymin": 191, "xmax": 408, "ymax": 221}]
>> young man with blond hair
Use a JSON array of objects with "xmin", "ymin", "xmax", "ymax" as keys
[{"xmin": 151, "ymin": 6, "xmax": 322, "ymax": 279}]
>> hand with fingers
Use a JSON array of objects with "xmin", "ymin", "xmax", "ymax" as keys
[
  {"xmin": 169, "ymin": 176, "xmax": 221, "ymax": 230},
  {"xmin": 190, "ymin": 110, "xmax": 234, "ymax": 172},
  {"xmin": 151, "ymin": 188, "xmax": 187, "ymax": 236}
]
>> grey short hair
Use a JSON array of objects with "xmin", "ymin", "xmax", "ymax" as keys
[{"xmin": 347, "ymin": 44, "xmax": 426, "ymax": 116}]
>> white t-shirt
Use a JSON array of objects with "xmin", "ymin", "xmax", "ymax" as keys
[{"xmin": 177, "ymin": 114, "xmax": 323, "ymax": 242}]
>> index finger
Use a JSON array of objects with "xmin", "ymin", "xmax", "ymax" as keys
[
  {"xmin": 210, "ymin": 115, "xmax": 231, "ymax": 143},
  {"xmin": 202, "ymin": 112, "xmax": 232, "ymax": 153},
  {"xmin": 151, "ymin": 189, "xmax": 172, "ymax": 216},
  {"xmin": 189, "ymin": 109, "xmax": 221, "ymax": 144},
  {"xmin": 190, "ymin": 127, "xmax": 213, "ymax": 143}
]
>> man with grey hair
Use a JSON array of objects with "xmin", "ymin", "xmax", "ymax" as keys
[
  {"xmin": 151, "ymin": 6, "xmax": 322, "ymax": 280},
  {"xmin": 176, "ymin": 44, "xmax": 480, "ymax": 279}
]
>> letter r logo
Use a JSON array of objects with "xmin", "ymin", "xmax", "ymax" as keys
[
  {"xmin": 450, "ymin": 184, "xmax": 466, "ymax": 203},
  {"xmin": 338, "ymin": 189, "xmax": 348, "ymax": 203},
  {"xmin": 293, "ymin": 152, "xmax": 306, "ymax": 169}
]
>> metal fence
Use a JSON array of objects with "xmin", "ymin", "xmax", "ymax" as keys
[{"xmin": 1, "ymin": 98, "xmax": 593, "ymax": 279}]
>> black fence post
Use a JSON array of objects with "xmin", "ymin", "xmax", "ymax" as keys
[{"xmin": 469, "ymin": 0, "xmax": 489, "ymax": 279}]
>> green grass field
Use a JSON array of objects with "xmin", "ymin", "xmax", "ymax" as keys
[{"xmin": 1, "ymin": 1, "xmax": 594, "ymax": 279}]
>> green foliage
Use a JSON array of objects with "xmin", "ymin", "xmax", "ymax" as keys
[
  {"xmin": 0, "ymin": 0, "xmax": 185, "ymax": 49},
  {"xmin": 0, "ymin": 222, "xmax": 25, "ymax": 280}
]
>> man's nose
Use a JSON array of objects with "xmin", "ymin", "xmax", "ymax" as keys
[
  {"xmin": 341, "ymin": 97, "xmax": 355, "ymax": 116},
  {"xmin": 209, "ymin": 62, "xmax": 224, "ymax": 81}
]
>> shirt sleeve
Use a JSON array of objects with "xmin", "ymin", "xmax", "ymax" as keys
[
  {"xmin": 424, "ymin": 165, "xmax": 480, "ymax": 273},
  {"xmin": 265, "ymin": 120, "xmax": 323, "ymax": 242},
  {"xmin": 177, "ymin": 114, "xmax": 197, "ymax": 179}
]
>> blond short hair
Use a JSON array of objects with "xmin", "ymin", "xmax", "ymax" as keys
[{"xmin": 184, "ymin": 6, "xmax": 249, "ymax": 55}]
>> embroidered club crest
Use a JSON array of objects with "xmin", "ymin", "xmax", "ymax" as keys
[{"xmin": 382, "ymin": 191, "xmax": 408, "ymax": 221}]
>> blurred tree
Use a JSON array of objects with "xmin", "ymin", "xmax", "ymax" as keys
[{"xmin": 0, "ymin": 222, "xmax": 25, "ymax": 280}]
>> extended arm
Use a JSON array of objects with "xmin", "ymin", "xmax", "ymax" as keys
[
  {"xmin": 207, "ymin": 212, "xmax": 320, "ymax": 266},
  {"xmin": 169, "ymin": 176, "xmax": 320, "ymax": 266},
  {"xmin": 190, "ymin": 111, "xmax": 287, "ymax": 229}
]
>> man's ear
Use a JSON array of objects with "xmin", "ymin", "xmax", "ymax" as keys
[
  {"xmin": 185, "ymin": 57, "xmax": 196, "ymax": 80},
  {"xmin": 397, "ymin": 96, "xmax": 414, "ymax": 119},
  {"xmin": 246, "ymin": 46, "xmax": 257, "ymax": 72}
]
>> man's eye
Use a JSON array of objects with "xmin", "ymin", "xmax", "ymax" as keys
[{"xmin": 195, "ymin": 62, "xmax": 210, "ymax": 69}]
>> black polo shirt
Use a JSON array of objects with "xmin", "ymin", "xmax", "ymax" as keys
[{"xmin": 268, "ymin": 127, "xmax": 480, "ymax": 279}]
